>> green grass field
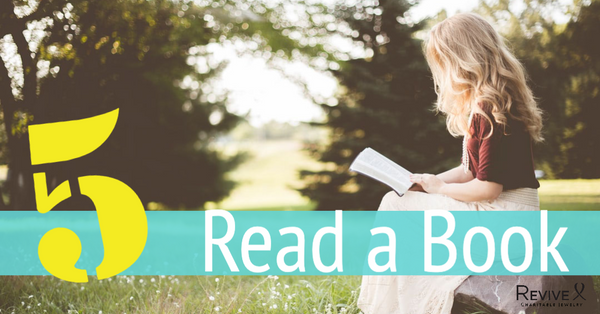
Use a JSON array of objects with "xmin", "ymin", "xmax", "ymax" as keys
[
  {"xmin": 539, "ymin": 179, "xmax": 600, "ymax": 210},
  {"xmin": 0, "ymin": 275, "xmax": 362, "ymax": 314},
  {"xmin": 1, "ymin": 140, "xmax": 599, "ymax": 313},
  {"xmin": 214, "ymin": 140, "xmax": 319, "ymax": 211}
]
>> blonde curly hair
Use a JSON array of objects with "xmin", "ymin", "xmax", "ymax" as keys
[{"xmin": 424, "ymin": 13, "xmax": 543, "ymax": 142}]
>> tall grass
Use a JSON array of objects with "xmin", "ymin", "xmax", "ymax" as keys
[{"xmin": 0, "ymin": 276, "xmax": 362, "ymax": 314}]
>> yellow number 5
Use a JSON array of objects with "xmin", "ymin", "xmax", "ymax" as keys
[{"xmin": 29, "ymin": 109, "xmax": 148, "ymax": 283}]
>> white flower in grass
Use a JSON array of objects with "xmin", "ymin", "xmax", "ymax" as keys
[
  {"xmin": 156, "ymin": 290, "xmax": 160, "ymax": 294},
  {"xmin": 273, "ymin": 304, "xmax": 278, "ymax": 309},
  {"xmin": 26, "ymin": 306, "xmax": 31, "ymax": 309},
  {"xmin": 215, "ymin": 278, "xmax": 220, "ymax": 282},
  {"xmin": 209, "ymin": 295, "xmax": 215, "ymax": 301},
  {"xmin": 287, "ymin": 295, "xmax": 292, "ymax": 300},
  {"xmin": 81, "ymin": 286, "xmax": 85, "ymax": 291},
  {"xmin": 21, "ymin": 302, "xmax": 24, "ymax": 306},
  {"xmin": 262, "ymin": 303, "xmax": 266, "ymax": 306},
  {"xmin": 237, "ymin": 309, "xmax": 242, "ymax": 313},
  {"xmin": 28, "ymin": 295, "xmax": 33, "ymax": 298},
  {"xmin": 139, "ymin": 279, "xmax": 144, "ymax": 283},
  {"xmin": 99, "ymin": 311, "xmax": 103, "ymax": 314},
  {"xmin": 129, "ymin": 296, "xmax": 133, "ymax": 301},
  {"xmin": 214, "ymin": 306, "xmax": 220, "ymax": 312},
  {"xmin": 151, "ymin": 278, "xmax": 156, "ymax": 283},
  {"xmin": 37, "ymin": 303, "xmax": 41, "ymax": 306},
  {"xmin": 284, "ymin": 284, "xmax": 289, "ymax": 289}
]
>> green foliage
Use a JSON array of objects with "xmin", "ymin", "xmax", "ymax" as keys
[
  {"xmin": 477, "ymin": 0, "xmax": 600, "ymax": 179},
  {"xmin": 299, "ymin": 0, "xmax": 461, "ymax": 210},
  {"xmin": 1, "ymin": 0, "xmax": 304, "ymax": 209},
  {"xmin": 28, "ymin": 0, "xmax": 245, "ymax": 209}
]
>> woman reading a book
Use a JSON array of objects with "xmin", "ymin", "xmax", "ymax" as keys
[{"xmin": 358, "ymin": 13, "xmax": 543, "ymax": 314}]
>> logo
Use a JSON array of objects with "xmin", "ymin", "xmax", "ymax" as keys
[
  {"xmin": 28, "ymin": 109, "xmax": 148, "ymax": 283},
  {"xmin": 516, "ymin": 282, "xmax": 588, "ymax": 310}
]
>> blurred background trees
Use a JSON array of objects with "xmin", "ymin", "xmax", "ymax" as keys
[
  {"xmin": 1, "ymin": 0, "xmax": 598, "ymax": 210},
  {"xmin": 0, "ymin": 0, "xmax": 297, "ymax": 209},
  {"xmin": 298, "ymin": 0, "xmax": 461, "ymax": 209}
]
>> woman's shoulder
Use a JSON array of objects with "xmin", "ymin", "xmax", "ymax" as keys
[{"xmin": 470, "ymin": 103, "xmax": 496, "ymax": 138}]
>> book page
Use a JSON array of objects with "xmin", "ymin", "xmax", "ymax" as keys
[{"xmin": 349, "ymin": 148, "xmax": 412, "ymax": 195}]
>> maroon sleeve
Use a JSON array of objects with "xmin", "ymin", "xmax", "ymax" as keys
[{"xmin": 473, "ymin": 113, "xmax": 503, "ymax": 184}]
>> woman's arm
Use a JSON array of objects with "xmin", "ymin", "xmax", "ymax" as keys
[
  {"xmin": 409, "ymin": 165, "xmax": 474, "ymax": 192},
  {"xmin": 410, "ymin": 173, "xmax": 503, "ymax": 202},
  {"xmin": 436, "ymin": 165, "xmax": 474, "ymax": 184}
]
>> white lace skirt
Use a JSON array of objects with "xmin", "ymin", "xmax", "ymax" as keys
[{"xmin": 357, "ymin": 189, "xmax": 540, "ymax": 314}]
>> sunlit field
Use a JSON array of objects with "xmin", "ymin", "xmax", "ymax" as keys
[
  {"xmin": 1, "ymin": 140, "xmax": 598, "ymax": 313},
  {"xmin": 539, "ymin": 179, "xmax": 600, "ymax": 210},
  {"xmin": 215, "ymin": 140, "xmax": 322, "ymax": 211}
]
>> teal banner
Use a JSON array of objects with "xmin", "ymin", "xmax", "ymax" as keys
[{"xmin": 0, "ymin": 210, "xmax": 599, "ymax": 276}]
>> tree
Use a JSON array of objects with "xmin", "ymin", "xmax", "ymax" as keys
[
  {"xmin": 0, "ymin": 0, "xmax": 275, "ymax": 209},
  {"xmin": 557, "ymin": 0, "xmax": 600, "ymax": 178},
  {"xmin": 299, "ymin": 0, "xmax": 461, "ymax": 210}
]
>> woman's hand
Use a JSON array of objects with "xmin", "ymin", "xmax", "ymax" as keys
[
  {"xmin": 410, "ymin": 173, "xmax": 446, "ymax": 194},
  {"xmin": 408, "ymin": 183, "xmax": 425, "ymax": 192}
]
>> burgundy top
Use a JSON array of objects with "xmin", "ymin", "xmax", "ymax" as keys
[{"xmin": 465, "ymin": 106, "xmax": 540, "ymax": 190}]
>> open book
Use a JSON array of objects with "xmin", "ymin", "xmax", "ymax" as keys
[{"xmin": 349, "ymin": 147, "xmax": 413, "ymax": 196}]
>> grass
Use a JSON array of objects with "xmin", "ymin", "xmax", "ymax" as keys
[
  {"xmin": 214, "ymin": 140, "xmax": 321, "ymax": 211},
  {"xmin": 0, "ymin": 276, "xmax": 362, "ymax": 314},
  {"xmin": 1, "ymin": 140, "xmax": 599, "ymax": 313},
  {"xmin": 539, "ymin": 179, "xmax": 600, "ymax": 210}
]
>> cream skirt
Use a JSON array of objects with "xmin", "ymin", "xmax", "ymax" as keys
[{"xmin": 357, "ymin": 188, "xmax": 540, "ymax": 314}]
